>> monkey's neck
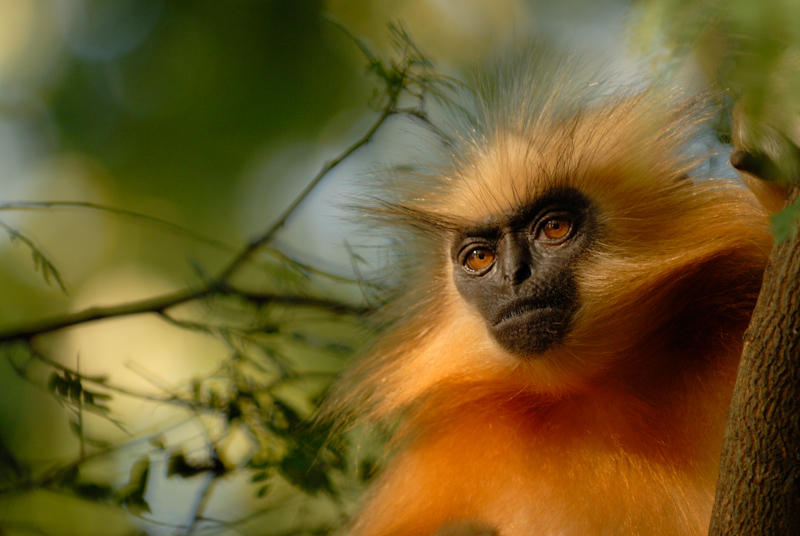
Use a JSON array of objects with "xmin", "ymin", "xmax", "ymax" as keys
[
  {"xmin": 546, "ymin": 254, "xmax": 759, "ymax": 460},
  {"xmin": 409, "ymin": 316, "xmax": 746, "ymax": 469}
]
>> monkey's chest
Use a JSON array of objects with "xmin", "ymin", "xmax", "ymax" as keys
[{"xmin": 379, "ymin": 401, "xmax": 721, "ymax": 536}]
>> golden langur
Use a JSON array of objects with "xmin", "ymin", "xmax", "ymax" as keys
[{"xmin": 328, "ymin": 49, "xmax": 774, "ymax": 536}]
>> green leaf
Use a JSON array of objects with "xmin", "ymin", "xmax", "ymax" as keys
[
  {"xmin": 772, "ymin": 196, "xmax": 800, "ymax": 242},
  {"xmin": 83, "ymin": 389, "xmax": 112, "ymax": 413},
  {"xmin": 0, "ymin": 220, "xmax": 68, "ymax": 293},
  {"xmin": 167, "ymin": 451, "xmax": 206, "ymax": 479},
  {"xmin": 226, "ymin": 400, "xmax": 242, "ymax": 422},
  {"xmin": 121, "ymin": 494, "xmax": 152, "ymax": 516},
  {"xmin": 83, "ymin": 437, "xmax": 111, "ymax": 449},
  {"xmin": 279, "ymin": 448, "xmax": 331, "ymax": 495},
  {"xmin": 56, "ymin": 374, "xmax": 70, "ymax": 398},
  {"xmin": 69, "ymin": 420, "xmax": 82, "ymax": 437},
  {"xmin": 148, "ymin": 435, "xmax": 167, "ymax": 450},
  {"xmin": 53, "ymin": 465, "xmax": 79, "ymax": 487},
  {"xmin": 251, "ymin": 471, "xmax": 270, "ymax": 483},
  {"xmin": 76, "ymin": 482, "xmax": 114, "ymax": 501},
  {"xmin": 0, "ymin": 439, "xmax": 26, "ymax": 483},
  {"xmin": 68, "ymin": 377, "xmax": 83, "ymax": 403},
  {"xmin": 116, "ymin": 456, "xmax": 151, "ymax": 515},
  {"xmin": 47, "ymin": 372, "xmax": 60, "ymax": 393}
]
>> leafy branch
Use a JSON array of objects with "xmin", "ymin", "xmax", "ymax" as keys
[
  {"xmin": 0, "ymin": 23, "xmax": 449, "ymax": 345},
  {"xmin": 0, "ymin": 220, "xmax": 68, "ymax": 294},
  {"xmin": 0, "ymin": 201, "xmax": 236, "ymax": 253},
  {"xmin": 0, "ymin": 21, "xmax": 451, "ymax": 536}
]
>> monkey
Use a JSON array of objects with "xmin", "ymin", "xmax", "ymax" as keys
[{"xmin": 325, "ymin": 48, "xmax": 774, "ymax": 536}]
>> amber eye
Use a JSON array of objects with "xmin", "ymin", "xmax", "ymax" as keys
[
  {"xmin": 464, "ymin": 247, "xmax": 495, "ymax": 272},
  {"xmin": 538, "ymin": 219, "xmax": 571, "ymax": 241}
]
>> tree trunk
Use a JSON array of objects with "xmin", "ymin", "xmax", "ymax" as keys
[{"xmin": 709, "ymin": 187, "xmax": 800, "ymax": 535}]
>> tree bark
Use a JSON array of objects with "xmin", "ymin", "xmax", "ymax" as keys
[{"xmin": 709, "ymin": 187, "xmax": 800, "ymax": 535}]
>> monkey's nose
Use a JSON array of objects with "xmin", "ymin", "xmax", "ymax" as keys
[
  {"xmin": 500, "ymin": 236, "xmax": 532, "ymax": 284},
  {"xmin": 507, "ymin": 263, "xmax": 532, "ymax": 284}
]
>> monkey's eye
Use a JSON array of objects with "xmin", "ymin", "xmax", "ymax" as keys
[
  {"xmin": 463, "ymin": 247, "xmax": 495, "ymax": 273},
  {"xmin": 537, "ymin": 218, "xmax": 572, "ymax": 242}
]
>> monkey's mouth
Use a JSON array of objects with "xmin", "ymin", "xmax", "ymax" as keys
[
  {"xmin": 490, "ymin": 300, "xmax": 572, "ymax": 354},
  {"xmin": 494, "ymin": 300, "xmax": 553, "ymax": 326}
]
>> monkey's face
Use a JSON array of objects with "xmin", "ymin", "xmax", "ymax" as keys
[{"xmin": 450, "ymin": 188, "xmax": 595, "ymax": 355}]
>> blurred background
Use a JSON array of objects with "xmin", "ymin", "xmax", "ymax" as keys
[{"xmin": 0, "ymin": 1, "xmax": 798, "ymax": 535}]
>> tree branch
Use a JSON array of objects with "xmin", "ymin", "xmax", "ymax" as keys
[
  {"xmin": 215, "ymin": 108, "xmax": 394, "ymax": 283},
  {"xmin": 0, "ymin": 19, "xmax": 442, "ymax": 348},
  {"xmin": 0, "ymin": 287, "xmax": 206, "ymax": 342},
  {"xmin": 709, "ymin": 187, "xmax": 800, "ymax": 535}
]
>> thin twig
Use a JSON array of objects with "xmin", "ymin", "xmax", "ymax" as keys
[
  {"xmin": 0, "ymin": 220, "xmax": 68, "ymax": 293},
  {"xmin": 21, "ymin": 343, "xmax": 199, "ymax": 409},
  {"xmin": 0, "ymin": 286, "xmax": 370, "ymax": 343},
  {"xmin": 184, "ymin": 472, "xmax": 218, "ymax": 536},
  {"xmin": 0, "ymin": 201, "xmax": 236, "ymax": 253},
  {"xmin": 0, "ymin": 16, "xmax": 454, "ymax": 346},
  {"xmin": 0, "ymin": 287, "xmax": 206, "ymax": 342},
  {"xmin": 233, "ymin": 291, "xmax": 371, "ymax": 315},
  {"xmin": 215, "ymin": 107, "xmax": 394, "ymax": 283},
  {"xmin": 0, "ymin": 110, "xmax": 393, "ymax": 343}
]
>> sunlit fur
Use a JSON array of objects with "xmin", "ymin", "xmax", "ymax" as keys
[{"xmin": 328, "ymin": 50, "xmax": 773, "ymax": 535}]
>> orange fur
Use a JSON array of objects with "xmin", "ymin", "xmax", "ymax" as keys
[{"xmin": 328, "ymin": 52, "xmax": 773, "ymax": 535}]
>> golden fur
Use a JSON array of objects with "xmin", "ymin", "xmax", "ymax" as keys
[{"xmin": 328, "ymin": 51, "xmax": 773, "ymax": 535}]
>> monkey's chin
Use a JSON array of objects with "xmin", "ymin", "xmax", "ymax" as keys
[{"xmin": 489, "ymin": 307, "xmax": 571, "ymax": 356}]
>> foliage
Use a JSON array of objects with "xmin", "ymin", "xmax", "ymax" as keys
[
  {"xmin": 0, "ymin": 19, "xmax": 452, "ymax": 536},
  {"xmin": 632, "ymin": 0, "xmax": 800, "ymax": 234}
]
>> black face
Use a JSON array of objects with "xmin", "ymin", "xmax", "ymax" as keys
[{"xmin": 451, "ymin": 188, "xmax": 594, "ymax": 355}]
